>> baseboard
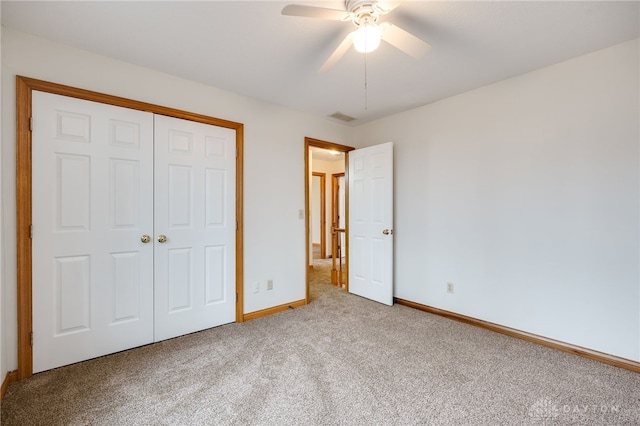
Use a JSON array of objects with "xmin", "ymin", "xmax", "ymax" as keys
[
  {"xmin": 394, "ymin": 297, "xmax": 640, "ymax": 374},
  {"xmin": 243, "ymin": 299, "xmax": 307, "ymax": 321},
  {"xmin": 1, "ymin": 370, "xmax": 18, "ymax": 400}
]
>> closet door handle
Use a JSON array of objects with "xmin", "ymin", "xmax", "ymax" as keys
[
  {"xmin": 140, "ymin": 234, "xmax": 151, "ymax": 243},
  {"xmin": 157, "ymin": 234, "xmax": 167, "ymax": 243}
]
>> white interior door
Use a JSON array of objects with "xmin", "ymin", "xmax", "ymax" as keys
[
  {"xmin": 32, "ymin": 91, "xmax": 154, "ymax": 373},
  {"xmin": 153, "ymin": 115, "xmax": 236, "ymax": 341},
  {"xmin": 348, "ymin": 142, "xmax": 394, "ymax": 305}
]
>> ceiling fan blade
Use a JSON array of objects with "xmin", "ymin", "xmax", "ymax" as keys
[
  {"xmin": 375, "ymin": 0, "xmax": 402, "ymax": 15},
  {"xmin": 380, "ymin": 22, "xmax": 431, "ymax": 59},
  {"xmin": 320, "ymin": 32, "xmax": 355, "ymax": 73},
  {"xmin": 282, "ymin": 4, "xmax": 351, "ymax": 21}
]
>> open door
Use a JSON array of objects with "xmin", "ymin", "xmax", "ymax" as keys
[{"xmin": 348, "ymin": 142, "xmax": 394, "ymax": 305}]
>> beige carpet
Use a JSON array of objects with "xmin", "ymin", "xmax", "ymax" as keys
[
  {"xmin": 2, "ymin": 263, "xmax": 639, "ymax": 425},
  {"xmin": 311, "ymin": 243, "xmax": 346, "ymax": 289}
]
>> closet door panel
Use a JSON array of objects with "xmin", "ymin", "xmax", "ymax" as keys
[
  {"xmin": 32, "ymin": 91, "xmax": 155, "ymax": 373},
  {"xmin": 154, "ymin": 115, "xmax": 236, "ymax": 341}
]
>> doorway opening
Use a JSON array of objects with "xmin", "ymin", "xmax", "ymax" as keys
[{"xmin": 304, "ymin": 137, "xmax": 354, "ymax": 303}]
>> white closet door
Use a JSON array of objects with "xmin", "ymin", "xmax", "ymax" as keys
[
  {"xmin": 32, "ymin": 91, "xmax": 154, "ymax": 373},
  {"xmin": 153, "ymin": 115, "xmax": 236, "ymax": 341}
]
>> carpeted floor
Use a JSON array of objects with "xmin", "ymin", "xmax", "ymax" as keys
[
  {"xmin": 311, "ymin": 244, "xmax": 346, "ymax": 289},
  {"xmin": 2, "ymin": 261, "xmax": 639, "ymax": 425}
]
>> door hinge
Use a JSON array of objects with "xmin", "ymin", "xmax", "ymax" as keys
[
  {"xmin": 29, "ymin": 224, "xmax": 33, "ymax": 239},
  {"xmin": 29, "ymin": 117, "xmax": 33, "ymax": 132},
  {"xmin": 236, "ymin": 221, "xmax": 238, "ymax": 231},
  {"xmin": 236, "ymin": 292, "xmax": 238, "ymax": 303},
  {"xmin": 30, "ymin": 332, "xmax": 33, "ymax": 347},
  {"xmin": 236, "ymin": 148, "xmax": 238, "ymax": 159}
]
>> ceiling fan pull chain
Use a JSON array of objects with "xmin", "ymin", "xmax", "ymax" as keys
[{"xmin": 364, "ymin": 50, "xmax": 369, "ymax": 111}]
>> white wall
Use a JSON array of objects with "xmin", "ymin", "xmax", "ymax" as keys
[
  {"xmin": 354, "ymin": 39, "xmax": 640, "ymax": 361},
  {"xmin": 0, "ymin": 27, "xmax": 353, "ymax": 372},
  {"xmin": 311, "ymin": 175, "xmax": 321, "ymax": 245}
]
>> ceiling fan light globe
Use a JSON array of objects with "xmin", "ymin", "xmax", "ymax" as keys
[{"xmin": 353, "ymin": 23, "xmax": 381, "ymax": 53}]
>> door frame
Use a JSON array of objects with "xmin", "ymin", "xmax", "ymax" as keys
[
  {"xmin": 304, "ymin": 137, "xmax": 354, "ymax": 303},
  {"xmin": 15, "ymin": 75, "xmax": 245, "ymax": 380},
  {"xmin": 311, "ymin": 172, "xmax": 326, "ymax": 260},
  {"xmin": 331, "ymin": 172, "xmax": 345, "ymax": 285}
]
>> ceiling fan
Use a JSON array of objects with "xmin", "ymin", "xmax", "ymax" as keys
[{"xmin": 282, "ymin": 0, "xmax": 431, "ymax": 72}]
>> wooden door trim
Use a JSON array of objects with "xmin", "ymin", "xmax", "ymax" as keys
[
  {"xmin": 311, "ymin": 172, "xmax": 326, "ymax": 260},
  {"xmin": 16, "ymin": 75, "xmax": 245, "ymax": 380},
  {"xmin": 331, "ymin": 173, "xmax": 345, "ymax": 285},
  {"xmin": 304, "ymin": 138, "xmax": 354, "ymax": 303},
  {"xmin": 331, "ymin": 173, "xmax": 345, "ymax": 232}
]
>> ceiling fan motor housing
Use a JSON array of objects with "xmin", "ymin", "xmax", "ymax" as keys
[{"xmin": 346, "ymin": 0, "xmax": 382, "ymax": 25}]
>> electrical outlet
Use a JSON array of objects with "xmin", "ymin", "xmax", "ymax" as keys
[
  {"xmin": 267, "ymin": 279, "xmax": 273, "ymax": 290},
  {"xmin": 253, "ymin": 281, "xmax": 260, "ymax": 294},
  {"xmin": 447, "ymin": 282, "xmax": 454, "ymax": 294},
  {"xmin": 298, "ymin": 209, "xmax": 305, "ymax": 220}
]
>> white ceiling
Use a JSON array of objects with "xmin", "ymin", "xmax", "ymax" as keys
[{"xmin": 2, "ymin": 1, "xmax": 638, "ymax": 126}]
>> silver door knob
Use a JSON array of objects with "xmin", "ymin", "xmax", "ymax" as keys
[
  {"xmin": 140, "ymin": 234, "xmax": 151, "ymax": 243},
  {"xmin": 157, "ymin": 234, "xmax": 167, "ymax": 243},
  {"xmin": 382, "ymin": 229, "xmax": 393, "ymax": 235}
]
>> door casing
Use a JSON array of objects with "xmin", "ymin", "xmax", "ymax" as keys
[
  {"xmin": 16, "ymin": 75, "xmax": 245, "ymax": 380},
  {"xmin": 331, "ymin": 172, "xmax": 345, "ymax": 286}
]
